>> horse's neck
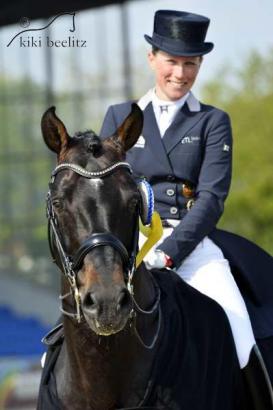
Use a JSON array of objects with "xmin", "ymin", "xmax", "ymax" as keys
[
  {"xmin": 133, "ymin": 262, "xmax": 157, "ymax": 307},
  {"xmin": 55, "ymin": 265, "xmax": 158, "ymax": 409}
]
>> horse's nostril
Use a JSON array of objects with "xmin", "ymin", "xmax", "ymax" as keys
[
  {"xmin": 84, "ymin": 292, "xmax": 97, "ymax": 310},
  {"xmin": 117, "ymin": 289, "xmax": 131, "ymax": 312}
]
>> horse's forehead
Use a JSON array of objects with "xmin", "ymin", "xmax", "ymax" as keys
[
  {"xmin": 80, "ymin": 174, "xmax": 137, "ymax": 209},
  {"xmin": 55, "ymin": 169, "xmax": 134, "ymax": 201},
  {"xmin": 70, "ymin": 133, "xmax": 120, "ymax": 156},
  {"xmin": 86, "ymin": 178, "xmax": 103, "ymax": 189},
  {"xmin": 58, "ymin": 172, "xmax": 103, "ymax": 192},
  {"xmin": 53, "ymin": 133, "xmax": 135, "ymax": 197}
]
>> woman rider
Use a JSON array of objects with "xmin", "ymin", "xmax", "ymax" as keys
[{"xmin": 100, "ymin": 9, "xmax": 273, "ymax": 396}]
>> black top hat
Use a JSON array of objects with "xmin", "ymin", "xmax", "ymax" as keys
[{"xmin": 144, "ymin": 10, "xmax": 214, "ymax": 56}]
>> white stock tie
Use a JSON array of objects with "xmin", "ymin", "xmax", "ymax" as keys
[{"xmin": 158, "ymin": 105, "xmax": 172, "ymax": 137}]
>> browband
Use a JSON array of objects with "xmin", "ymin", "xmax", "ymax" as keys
[{"xmin": 51, "ymin": 162, "xmax": 132, "ymax": 180}]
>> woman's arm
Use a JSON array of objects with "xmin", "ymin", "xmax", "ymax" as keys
[{"xmin": 158, "ymin": 111, "xmax": 233, "ymax": 267}]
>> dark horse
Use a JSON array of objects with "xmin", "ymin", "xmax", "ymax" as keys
[{"xmin": 38, "ymin": 105, "xmax": 270, "ymax": 410}]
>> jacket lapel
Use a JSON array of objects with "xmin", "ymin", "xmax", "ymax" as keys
[
  {"xmin": 142, "ymin": 102, "xmax": 173, "ymax": 173},
  {"xmin": 162, "ymin": 93, "xmax": 206, "ymax": 154}
]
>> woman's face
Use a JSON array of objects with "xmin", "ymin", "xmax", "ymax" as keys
[{"xmin": 148, "ymin": 50, "xmax": 202, "ymax": 101}]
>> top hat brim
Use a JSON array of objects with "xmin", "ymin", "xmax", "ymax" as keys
[{"xmin": 144, "ymin": 34, "xmax": 214, "ymax": 57}]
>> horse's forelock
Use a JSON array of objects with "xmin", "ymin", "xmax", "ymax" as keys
[{"xmin": 74, "ymin": 130, "xmax": 97, "ymax": 139}]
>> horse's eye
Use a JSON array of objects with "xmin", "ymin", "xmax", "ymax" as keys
[{"xmin": 52, "ymin": 199, "xmax": 63, "ymax": 210}]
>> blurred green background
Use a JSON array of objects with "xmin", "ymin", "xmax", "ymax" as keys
[{"xmin": 202, "ymin": 50, "xmax": 273, "ymax": 254}]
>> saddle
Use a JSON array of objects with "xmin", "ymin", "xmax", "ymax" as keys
[{"xmin": 210, "ymin": 228, "xmax": 273, "ymax": 339}]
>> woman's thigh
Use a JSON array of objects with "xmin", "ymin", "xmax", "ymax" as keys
[{"xmin": 177, "ymin": 237, "xmax": 256, "ymax": 367}]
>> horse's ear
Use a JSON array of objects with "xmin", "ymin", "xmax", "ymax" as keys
[
  {"xmin": 41, "ymin": 106, "xmax": 70, "ymax": 153},
  {"xmin": 116, "ymin": 103, "xmax": 143, "ymax": 151}
]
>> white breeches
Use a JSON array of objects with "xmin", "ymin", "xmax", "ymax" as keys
[{"xmin": 140, "ymin": 228, "xmax": 256, "ymax": 368}]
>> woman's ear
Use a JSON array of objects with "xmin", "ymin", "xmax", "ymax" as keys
[{"xmin": 147, "ymin": 51, "xmax": 156, "ymax": 70}]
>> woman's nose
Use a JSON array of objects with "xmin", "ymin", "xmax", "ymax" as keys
[{"xmin": 173, "ymin": 64, "xmax": 185, "ymax": 79}]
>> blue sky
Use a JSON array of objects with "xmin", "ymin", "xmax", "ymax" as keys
[{"xmin": 1, "ymin": 0, "xmax": 273, "ymax": 96}]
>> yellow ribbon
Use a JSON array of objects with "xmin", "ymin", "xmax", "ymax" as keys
[{"xmin": 136, "ymin": 211, "xmax": 163, "ymax": 268}]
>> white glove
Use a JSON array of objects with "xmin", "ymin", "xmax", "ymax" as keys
[{"xmin": 145, "ymin": 249, "xmax": 173, "ymax": 270}]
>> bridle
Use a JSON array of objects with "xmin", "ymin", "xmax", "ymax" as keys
[
  {"xmin": 47, "ymin": 161, "xmax": 139, "ymax": 322},
  {"xmin": 46, "ymin": 160, "xmax": 161, "ymax": 351}
]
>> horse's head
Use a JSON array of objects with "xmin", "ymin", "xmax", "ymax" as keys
[{"xmin": 41, "ymin": 104, "xmax": 143, "ymax": 336}]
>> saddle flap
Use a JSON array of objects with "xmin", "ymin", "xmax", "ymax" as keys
[{"xmin": 42, "ymin": 323, "xmax": 64, "ymax": 347}]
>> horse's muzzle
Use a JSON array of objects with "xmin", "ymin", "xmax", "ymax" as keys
[{"xmin": 81, "ymin": 285, "xmax": 133, "ymax": 336}]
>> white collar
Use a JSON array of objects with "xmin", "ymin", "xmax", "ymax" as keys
[
  {"xmin": 187, "ymin": 92, "xmax": 201, "ymax": 112},
  {"xmin": 152, "ymin": 89, "xmax": 189, "ymax": 112},
  {"xmin": 137, "ymin": 89, "xmax": 201, "ymax": 112}
]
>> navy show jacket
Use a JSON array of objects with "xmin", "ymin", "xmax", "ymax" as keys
[{"xmin": 100, "ymin": 91, "xmax": 232, "ymax": 267}]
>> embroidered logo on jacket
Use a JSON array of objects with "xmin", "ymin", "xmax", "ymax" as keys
[
  {"xmin": 223, "ymin": 144, "xmax": 230, "ymax": 152},
  {"xmin": 135, "ymin": 135, "xmax": 145, "ymax": 148},
  {"xmin": 181, "ymin": 136, "xmax": 200, "ymax": 144}
]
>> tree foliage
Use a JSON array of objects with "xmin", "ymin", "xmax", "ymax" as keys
[{"xmin": 201, "ymin": 49, "xmax": 273, "ymax": 255}]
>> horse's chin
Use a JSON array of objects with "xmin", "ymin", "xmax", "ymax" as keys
[{"xmin": 84, "ymin": 315, "xmax": 128, "ymax": 336}]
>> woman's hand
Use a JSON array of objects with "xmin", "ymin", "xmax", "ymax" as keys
[{"xmin": 145, "ymin": 249, "xmax": 174, "ymax": 269}]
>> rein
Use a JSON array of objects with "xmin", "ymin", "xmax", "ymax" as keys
[{"xmin": 46, "ymin": 160, "xmax": 161, "ymax": 351}]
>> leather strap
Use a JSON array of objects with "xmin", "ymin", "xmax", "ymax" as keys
[{"xmin": 72, "ymin": 233, "xmax": 130, "ymax": 271}]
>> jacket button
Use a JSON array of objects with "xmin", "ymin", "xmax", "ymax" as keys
[
  {"xmin": 166, "ymin": 189, "xmax": 175, "ymax": 196},
  {"xmin": 170, "ymin": 207, "xmax": 178, "ymax": 215},
  {"xmin": 167, "ymin": 175, "xmax": 175, "ymax": 182}
]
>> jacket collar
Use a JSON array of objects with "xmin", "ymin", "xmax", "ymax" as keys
[
  {"xmin": 142, "ymin": 102, "xmax": 173, "ymax": 173},
  {"xmin": 186, "ymin": 92, "xmax": 201, "ymax": 112},
  {"xmin": 163, "ymin": 98, "xmax": 206, "ymax": 153},
  {"xmin": 137, "ymin": 90, "xmax": 204, "ymax": 159}
]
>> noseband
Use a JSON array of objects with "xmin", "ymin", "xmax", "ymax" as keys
[{"xmin": 46, "ymin": 161, "xmax": 139, "ymax": 322}]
